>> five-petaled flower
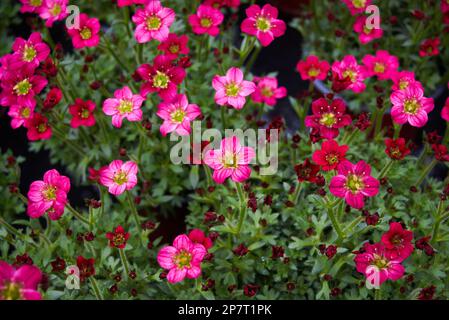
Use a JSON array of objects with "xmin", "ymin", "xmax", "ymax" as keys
[
  {"xmin": 103, "ymin": 86, "xmax": 144, "ymax": 128},
  {"xmin": 106, "ymin": 225, "xmax": 130, "ymax": 249},
  {"xmin": 66, "ymin": 13, "xmax": 101, "ymax": 49},
  {"xmin": 132, "ymin": 0, "xmax": 175, "ymax": 43},
  {"xmin": 312, "ymin": 140, "xmax": 349, "ymax": 171},
  {"xmin": 0, "ymin": 261, "xmax": 42, "ymax": 300},
  {"xmin": 69, "ymin": 98, "xmax": 96, "ymax": 128},
  {"xmin": 296, "ymin": 55, "xmax": 330, "ymax": 81},
  {"xmin": 99, "ymin": 160, "xmax": 138, "ymax": 196},
  {"xmin": 188, "ymin": 4, "xmax": 224, "ymax": 37}
]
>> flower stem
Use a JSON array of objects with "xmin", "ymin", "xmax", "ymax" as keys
[
  {"xmin": 431, "ymin": 201, "xmax": 444, "ymax": 245},
  {"xmin": 415, "ymin": 159, "xmax": 438, "ymax": 187},
  {"xmin": 66, "ymin": 204, "xmax": 90, "ymax": 225},
  {"xmin": 292, "ymin": 182, "xmax": 303, "ymax": 205},
  {"xmin": 89, "ymin": 277, "xmax": 104, "ymax": 300},
  {"xmin": 374, "ymin": 288, "xmax": 382, "ymax": 300},
  {"xmin": 204, "ymin": 165, "xmax": 213, "ymax": 187},
  {"xmin": 119, "ymin": 248, "xmax": 130, "ymax": 278},
  {"xmin": 327, "ymin": 198, "xmax": 345, "ymax": 241},
  {"xmin": 377, "ymin": 159, "xmax": 394, "ymax": 179},
  {"xmin": 235, "ymin": 182, "xmax": 247, "ymax": 235},
  {"xmin": 126, "ymin": 191, "xmax": 141, "ymax": 232},
  {"xmin": 221, "ymin": 106, "xmax": 227, "ymax": 130}
]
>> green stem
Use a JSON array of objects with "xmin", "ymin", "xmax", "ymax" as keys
[
  {"xmin": 415, "ymin": 159, "xmax": 438, "ymax": 187},
  {"xmin": 126, "ymin": 191, "xmax": 141, "ymax": 232},
  {"xmin": 235, "ymin": 182, "xmax": 247, "ymax": 235},
  {"xmin": 327, "ymin": 198, "xmax": 345, "ymax": 241},
  {"xmin": 119, "ymin": 249, "xmax": 130, "ymax": 278},
  {"xmin": 103, "ymin": 37, "xmax": 131, "ymax": 73},
  {"xmin": 66, "ymin": 204, "xmax": 90, "ymax": 225},
  {"xmin": 89, "ymin": 277, "xmax": 104, "ymax": 300},
  {"xmin": 292, "ymin": 183, "xmax": 303, "ymax": 204},
  {"xmin": 374, "ymin": 288, "xmax": 382, "ymax": 300},
  {"xmin": 0, "ymin": 216, "xmax": 23, "ymax": 239},
  {"xmin": 377, "ymin": 159, "xmax": 394, "ymax": 179},
  {"xmin": 204, "ymin": 165, "xmax": 213, "ymax": 187},
  {"xmin": 431, "ymin": 201, "xmax": 444, "ymax": 245},
  {"xmin": 221, "ymin": 106, "xmax": 227, "ymax": 130}
]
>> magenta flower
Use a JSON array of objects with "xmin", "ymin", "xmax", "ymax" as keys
[
  {"xmin": 188, "ymin": 4, "xmax": 224, "ymax": 37},
  {"xmin": 390, "ymin": 83, "xmax": 434, "ymax": 127},
  {"xmin": 251, "ymin": 76, "xmax": 287, "ymax": 106},
  {"xmin": 7, "ymin": 104, "xmax": 35, "ymax": 129},
  {"xmin": 305, "ymin": 98, "xmax": 352, "ymax": 139},
  {"xmin": 156, "ymin": 94, "xmax": 202, "ymax": 136},
  {"xmin": 27, "ymin": 169, "xmax": 70, "ymax": 220},
  {"xmin": 39, "ymin": 0, "xmax": 69, "ymax": 27},
  {"xmin": 132, "ymin": 0, "xmax": 175, "ymax": 43},
  {"xmin": 157, "ymin": 234, "xmax": 207, "ymax": 284},
  {"xmin": 99, "ymin": 160, "xmax": 138, "ymax": 196},
  {"xmin": 331, "ymin": 55, "xmax": 366, "ymax": 93},
  {"xmin": 362, "ymin": 50, "xmax": 399, "ymax": 80},
  {"xmin": 391, "ymin": 71, "xmax": 422, "ymax": 91},
  {"xmin": 116, "ymin": 0, "xmax": 148, "ymax": 7},
  {"xmin": 137, "ymin": 55, "xmax": 186, "ymax": 101},
  {"xmin": 157, "ymin": 33, "xmax": 189, "ymax": 59},
  {"xmin": 212, "ymin": 67, "xmax": 256, "ymax": 109},
  {"xmin": 354, "ymin": 242, "xmax": 405, "ymax": 287},
  {"xmin": 24, "ymin": 112, "xmax": 52, "ymax": 141},
  {"xmin": 19, "ymin": 0, "xmax": 44, "ymax": 13},
  {"xmin": 342, "ymin": 0, "xmax": 372, "ymax": 15},
  {"xmin": 0, "ymin": 261, "xmax": 42, "ymax": 300},
  {"xmin": 69, "ymin": 98, "xmax": 96, "ymax": 128},
  {"xmin": 296, "ymin": 55, "xmax": 330, "ymax": 81},
  {"xmin": 203, "ymin": 136, "xmax": 256, "ymax": 184},
  {"xmin": 441, "ymin": 98, "xmax": 449, "ymax": 122},
  {"xmin": 10, "ymin": 32, "xmax": 50, "ymax": 68},
  {"xmin": 329, "ymin": 160, "xmax": 380, "ymax": 209},
  {"xmin": 241, "ymin": 4, "xmax": 286, "ymax": 47},
  {"xmin": 353, "ymin": 16, "xmax": 383, "ymax": 44},
  {"xmin": 0, "ymin": 64, "xmax": 47, "ymax": 108},
  {"xmin": 66, "ymin": 13, "xmax": 101, "ymax": 49},
  {"xmin": 103, "ymin": 86, "xmax": 144, "ymax": 128}
]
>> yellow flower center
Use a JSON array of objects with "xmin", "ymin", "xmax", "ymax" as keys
[
  {"xmin": 80, "ymin": 109, "xmax": 90, "ymax": 119},
  {"xmin": 256, "ymin": 16, "xmax": 271, "ymax": 32},
  {"xmin": 346, "ymin": 174, "xmax": 365, "ymax": 194},
  {"xmin": 325, "ymin": 154, "xmax": 339, "ymax": 165},
  {"xmin": 343, "ymin": 69, "xmax": 356, "ymax": 82},
  {"xmin": 43, "ymin": 185, "xmax": 57, "ymax": 200},
  {"xmin": 13, "ymin": 79, "xmax": 31, "ymax": 96},
  {"xmin": 21, "ymin": 107, "xmax": 31, "ymax": 118},
  {"xmin": 1, "ymin": 282, "xmax": 22, "ymax": 300},
  {"xmin": 174, "ymin": 250, "xmax": 192, "ymax": 268},
  {"xmin": 200, "ymin": 18, "xmax": 212, "ymax": 28},
  {"xmin": 169, "ymin": 44, "xmax": 180, "ymax": 54},
  {"xmin": 80, "ymin": 27, "xmax": 92, "ymax": 40},
  {"xmin": 118, "ymin": 100, "xmax": 133, "ymax": 114},
  {"xmin": 153, "ymin": 71, "xmax": 169, "ymax": 89},
  {"xmin": 113, "ymin": 171, "xmax": 128, "ymax": 185},
  {"xmin": 171, "ymin": 109, "xmax": 186, "ymax": 123},
  {"xmin": 352, "ymin": 0, "xmax": 367, "ymax": 8},
  {"xmin": 372, "ymin": 254, "xmax": 389, "ymax": 269},
  {"xmin": 374, "ymin": 62, "xmax": 385, "ymax": 74},
  {"xmin": 30, "ymin": 0, "xmax": 42, "ymax": 6},
  {"xmin": 23, "ymin": 45, "xmax": 37, "ymax": 62},
  {"xmin": 319, "ymin": 112, "xmax": 336, "ymax": 127},
  {"xmin": 223, "ymin": 152, "xmax": 238, "ymax": 168},
  {"xmin": 225, "ymin": 82, "xmax": 240, "ymax": 97},
  {"xmin": 261, "ymin": 86, "xmax": 273, "ymax": 98},
  {"xmin": 404, "ymin": 99, "xmax": 420, "ymax": 115},
  {"xmin": 50, "ymin": 4, "xmax": 61, "ymax": 16},
  {"xmin": 146, "ymin": 15, "xmax": 161, "ymax": 30},
  {"xmin": 399, "ymin": 80, "xmax": 409, "ymax": 90},
  {"xmin": 37, "ymin": 123, "xmax": 47, "ymax": 133},
  {"xmin": 308, "ymin": 68, "xmax": 320, "ymax": 77},
  {"xmin": 113, "ymin": 234, "xmax": 125, "ymax": 246}
]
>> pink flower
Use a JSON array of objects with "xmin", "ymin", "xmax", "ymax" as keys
[
  {"xmin": 69, "ymin": 98, "xmax": 96, "ymax": 128},
  {"xmin": 203, "ymin": 136, "xmax": 256, "ymax": 184},
  {"xmin": 7, "ymin": 104, "xmax": 35, "ymax": 129},
  {"xmin": 132, "ymin": 0, "xmax": 175, "ymax": 43},
  {"xmin": 441, "ymin": 98, "xmax": 449, "ymax": 122},
  {"xmin": 99, "ymin": 160, "xmax": 138, "ymax": 196},
  {"xmin": 116, "ymin": 0, "xmax": 148, "ymax": 7},
  {"xmin": 331, "ymin": 55, "xmax": 366, "ymax": 93},
  {"xmin": 39, "ymin": 0, "xmax": 69, "ymax": 27},
  {"xmin": 66, "ymin": 13, "xmax": 101, "ymax": 49},
  {"xmin": 19, "ymin": 0, "xmax": 45, "ymax": 13},
  {"xmin": 212, "ymin": 67, "xmax": 256, "ymax": 109},
  {"xmin": 419, "ymin": 38, "xmax": 440, "ymax": 57},
  {"xmin": 296, "ymin": 55, "xmax": 330, "ymax": 81},
  {"xmin": 103, "ymin": 86, "xmax": 144, "ymax": 128},
  {"xmin": 24, "ymin": 112, "xmax": 52, "ymax": 141},
  {"xmin": 241, "ymin": 4, "xmax": 286, "ymax": 47},
  {"xmin": 329, "ymin": 160, "xmax": 380, "ymax": 209},
  {"xmin": 0, "ymin": 261, "xmax": 42, "ymax": 300},
  {"xmin": 27, "ymin": 169, "xmax": 70, "ymax": 220},
  {"xmin": 391, "ymin": 70, "xmax": 422, "ymax": 91},
  {"xmin": 10, "ymin": 32, "xmax": 50, "ymax": 68},
  {"xmin": 362, "ymin": 50, "xmax": 399, "ymax": 80},
  {"xmin": 354, "ymin": 242, "xmax": 405, "ymax": 287},
  {"xmin": 353, "ymin": 15, "xmax": 383, "ymax": 44},
  {"xmin": 156, "ymin": 94, "xmax": 201, "ymax": 136},
  {"xmin": 137, "ymin": 55, "xmax": 186, "ymax": 101},
  {"xmin": 251, "ymin": 76, "xmax": 286, "ymax": 106},
  {"xmin": 0, "ymin": 64, "xmax": 47, "ymax": 108},
  {"xmin": 381, "ymin": 222, "xmax": 414, "ymax": 261},
  {"xmin": 312, "ymin": 139, "xmax": 349, "ymax": 171},
  {"xmin": 157, "ymin": 234, "xmax": 207, "ymax": 283},
  {"xmin": 342, "ymin": 0, "xmax": 372, "ymax": 15},
  {"xmin": 157, "ymin": 33, "xmax": 189, "ymax": 58},
  {"xmin": 390, "ymin": 83, "xmax": 434, "ymax": 127},
  {"xmin": 188, "ymin": 5, "xmax": 224, "ymax": 37},
  {"xmin": 305, "ymin": 98, "xmax": 352, "ymax": 139}
]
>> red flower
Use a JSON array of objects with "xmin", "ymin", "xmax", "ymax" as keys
[
  {"xmin": 381, "ymin": 222, "xmax": 414, "ymax": 261},
  {"xmin": 325, "ymin": 245, "xmax": 337, "ymax": 259},
  {"xmin": 271, "ymin": 245, "xmax": 285, "ymax": 259},
  {"xmin": 419, "ymin": 38, "xmax": 440, "ymax": 57},
  {"xmin": 296, "ymin": 55, "xmax": 330, "ymax": 81},
  {"xmin": 243, "ymin": 284, "xmax": 259, "ymax": 297},
  {"xmin": 50, "ymin": 257, "xmax": 66, "ymax": 272},
  {"xmin": 385, "ymin": 138, "xmax": 411, "ymax": 160},
  {"xmin": 415, "ymin": 236, "xmax": 435, "ymax": 256},
  {"xmin": 69, "ymin": 98, "xmax": 96, "ymax": 128},
  {"xmin": 418, "ymin": 285, "xmax": 436, "ymax": 300},
  {"xmin": 312, "ymin": 139, "xmax": 349, "ymax": 171},
  {"xmin": 106, "ymin": 225, "xmax": 130, "ymax": 249},
  {"xmin": 432, "ymin": 144, "xmax": 449, "ymax": 162},
  {"xmin": 188, "ymin": 229, "xmax": 213, "ymax": 250},
  {"xmin": 232, "ymin": 243, "xmax": 249, "ymax": 256},
  {"xmin": 294, "ymin": 158, "xmax": 320, "ymax": 183},
  {"xmin": 330, "ymin": 70, "xmax": 353, "ymax": 93},
  {"xmin": 43, "ymin": 87, "xmax": 62, "ymax": 110},
  {"xmin": 24, "ymin": 113, "xmax": 52, "ymax": 141},
  {"xmin": 305, "ymin": 98, "xmax": 352, "ymax": 139},
  {"xmin": 76, "ymin": 256, "xmax": 95, "ymax": 281}
]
